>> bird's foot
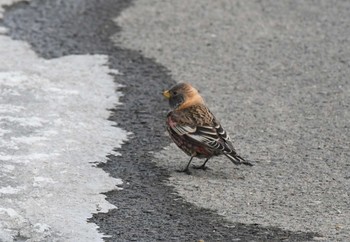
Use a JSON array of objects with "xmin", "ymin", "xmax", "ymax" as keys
[
  {"xmin": 176, "ymin": 168, "xmax": 192, "ymax": 175},
  {"xmin": 192, "ymin": 164, "xmax": 209, "ymax": 170}
]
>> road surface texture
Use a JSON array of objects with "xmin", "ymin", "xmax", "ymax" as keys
[
  {"xmin": 1, "ymin": 0, "xmax": 349, "ymax": 241},
  {"xmin": 116, "ymin": 0, "xmax": 350, "ymax": 241}
]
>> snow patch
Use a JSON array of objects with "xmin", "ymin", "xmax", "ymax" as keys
[
  {"xmin": 0, "ymin": 186, "xmax": 24, "ymax": 194},
  {"xmin": 33, "ymin": 177, "xmax": 57, "ymax": 187},
  {"xmin": 0, "ymin": 15, "xmax": 127, "ymax": 242}
]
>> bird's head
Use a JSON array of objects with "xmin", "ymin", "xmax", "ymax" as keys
[{"xmin": 163, "ymin": 82, "xmax": 204, "ymax": 110}]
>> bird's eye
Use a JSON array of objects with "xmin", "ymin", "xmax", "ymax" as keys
[{"xmin": 173, "ymin": 91, "xmax": 177, "ymax": 95}]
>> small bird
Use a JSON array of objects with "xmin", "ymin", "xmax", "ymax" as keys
[{"xmin": 163, "ymin": 82, "xmax": 252, "ymax": 174}]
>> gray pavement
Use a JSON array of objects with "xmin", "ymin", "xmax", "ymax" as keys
[{"xmin": 116, "ymin": 0, "xmax": 350, "ymax": 241}]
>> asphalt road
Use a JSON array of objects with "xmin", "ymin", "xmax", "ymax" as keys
[
  {"xmin": 116, "ymin": 1, "xmax": 350, "ymax": 241},
  {"xmin": 1, "ymin": 0, "xmax": 349, "ymax": 241}
]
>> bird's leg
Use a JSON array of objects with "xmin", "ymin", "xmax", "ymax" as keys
[
  {"xmin": 177, "ymin": 156, "xmax": 194, "ymax": 175},
  {"xmin": 192, "ymin": 157, "xmax": 210, "ymax": 170}
]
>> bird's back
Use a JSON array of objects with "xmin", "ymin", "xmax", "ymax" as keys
[{"xmin": 167, "ymin": 104, "xmax": 237, "ymax": 157}]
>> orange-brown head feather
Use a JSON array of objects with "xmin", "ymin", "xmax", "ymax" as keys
[{"xmin": 163, "ymin": 82, "xmax": 204, "ymax": 110}]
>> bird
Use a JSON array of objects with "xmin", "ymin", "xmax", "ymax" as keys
[{"xmin": 163, "ymin": 82, "xmax": 252, "ymax": 174}]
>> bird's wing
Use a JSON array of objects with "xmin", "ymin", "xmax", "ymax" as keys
[
  {"xmin": 168, "ymin": 105, "xmax": 235, "ymax": 152},
  {"xmin": 212, "ymin": 119, "xmax": 236, "ymax": 152},
  {"xmin": 170, "ymin": 122, "xmax": 228, "ymax": 152}
]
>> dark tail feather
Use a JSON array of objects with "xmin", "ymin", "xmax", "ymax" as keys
[{"xmin": 224, "ymin": 153, "xmax": 253, "ymax": 166}]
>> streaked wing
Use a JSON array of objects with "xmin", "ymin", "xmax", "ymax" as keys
[
  {"xmin": 171, "ymin": 125, "xmax": 196, "ymax": 135},
  {"xmin": 213, "ymin": 122, "xmax": 235, "ymax": 152},
  {"xmin": 170, "ymin": 124, "xmax": 227, "ymax": 152}
]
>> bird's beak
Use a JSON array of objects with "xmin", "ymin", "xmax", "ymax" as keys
[{"xmin": 162, "ymin": 90, "xmax": 171, "ymax": 99}]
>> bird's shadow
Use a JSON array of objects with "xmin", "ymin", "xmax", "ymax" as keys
[
  {"xmin": 174, "ymin": 161, "xmax": 254, "ymax": 180},
  {"xmin": 155, "ymin": 148, "xmax": 258, "ymax": 180}
]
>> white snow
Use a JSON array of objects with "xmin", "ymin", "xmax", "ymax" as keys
[
  {"xmin": 0, "ymin": 1, "xmax": 128, "ymax": 241},
  {"xmin": 0, "ymin": 208, "xmax": 20, "ymax": 218},
  {"xmin": 0, "ymin": 186, "xmax": 24, "ymax": 194}
]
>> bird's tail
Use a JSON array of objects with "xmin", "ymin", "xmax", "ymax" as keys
[{"xmin": 224, "ymin": 152, "xmax": 253, "ymax": 166}]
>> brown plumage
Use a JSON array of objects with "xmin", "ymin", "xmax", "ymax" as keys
[{"xmin": 163, "ymin": 82, "xmax": 252, "ymax": 174}]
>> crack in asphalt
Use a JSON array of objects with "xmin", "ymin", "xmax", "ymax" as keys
[{"xmin": 2, "ymin": 0, "xmax": 320, "ymax": 241}]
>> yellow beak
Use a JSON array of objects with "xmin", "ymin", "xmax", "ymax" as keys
[{"xmin": 162, "ymin": 90, "xmax": 171, "ymax": 99}]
